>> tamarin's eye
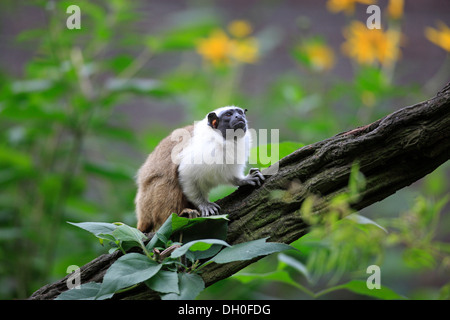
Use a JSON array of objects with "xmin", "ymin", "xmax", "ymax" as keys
[{"xmin": 225, "ymin": 112, "xmax": 233, "ymax": 116}]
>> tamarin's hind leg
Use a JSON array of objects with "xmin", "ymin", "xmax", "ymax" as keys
[{"xmin": 137, "ymin": 219, "xmax": 153, "ymax": 234}]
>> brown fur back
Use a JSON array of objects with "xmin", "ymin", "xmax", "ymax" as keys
[{"xmin": 135, "ymin": 125, "xmax": 194, "ymax": 232}]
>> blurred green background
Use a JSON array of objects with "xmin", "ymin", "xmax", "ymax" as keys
[{"xmin": 0, "ymin": 0, "xmax": 449, "ymax": 300}]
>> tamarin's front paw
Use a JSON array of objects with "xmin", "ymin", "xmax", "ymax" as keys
[
  {"xmin": 198, "ymin": 202, "xmax": 220, "ymax": 216},
  {"xmin": 249, "ymin": 168, "xmax": 265, "ymax": 181},
  {"xmin": 179, "ymin": 208, "xmax": 201, "ymax": 219},
  {"xmin": 243, "ymin": 168, "xmax": 265, "ymax": 187}
]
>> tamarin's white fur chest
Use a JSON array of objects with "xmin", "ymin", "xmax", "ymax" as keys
[
  {"xmin": 178, "ymin": 115, "xmax": 251, "ymax": 198},
  {"xmin": 135, "ymin": 105, "xmax": 264, "ymax": 231}
]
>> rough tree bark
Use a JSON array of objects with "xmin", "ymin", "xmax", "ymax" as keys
[{"xmin": 30, "ymin": 82, "xmax": 450, "ymax": 300}]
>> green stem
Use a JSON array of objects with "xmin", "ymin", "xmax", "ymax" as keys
[
  {"xmin": 313, "ymin": 284, "xmax": 347, "ymax": 298},
  {"xmin": 141, "ymin": 244, "xmax": 153, "ymax": 260},
  {"xmin": 114, "ymin": 283, "xmax": 140, "ymax": 295}
]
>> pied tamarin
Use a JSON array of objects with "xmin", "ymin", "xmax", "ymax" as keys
[{"xmin": 135, "ymin": 106, "xmax": 265, "ymax": 232}]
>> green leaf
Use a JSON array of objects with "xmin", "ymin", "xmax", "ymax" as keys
[
  {"xmin": 249, "ymin": 141, "xmax": 304, "ymax": 170},
  {"xmin": 173, "ymin": 214, "xmax": 229, "ymax": 246},
  {"xmin": 210, "ymin": 238, "xmax": 295, "ymax": 264},
  {"xmin": 67, "ymin": 221, "xmax": 117, "ymax": 239},
  {"xmin": 233, "ymin": 270, "xmax": 292, "ymax": 285},
  {"xmin": 278, "ymin": 253, "xmax": 312, "ymax": 283},
  {"xmin": 189, "ymin": 245, "xmax": 224, "ymax": 261},
  {"xmin": 96, "ymin": 233, "xmax": 117, "ymax": 244},
  {"xmin": 328, "ymin": 280, "xmax": 406, "ymax": 300},
  {"xmin": 146, "ymin": 213, "xmax": 230, "ymax": 251},
  {"xmin": 145, "ymin": 270, "xmax": 179, "ymax": 294},
  {"xmin": 111, "ymin": 224, "xmax": 149, "ymax": 253},
  {"xmin": 172, "ymin": 213, "xmax": 229, "ymax": 234},
  {"xmin": 171, "ymin": 239, "xmax": 230, "ymax": 259},
  {"xmin": 178, "ymin": 214, "xmax": 230, "ymax": 261},
  {"xmin": 438, "ymin": 283, "xmax": 450, "ymax": 300},
  {"xmin": 189, "ymin": 240, "xmax": 228, "ymax": 251},
  {"xmin": 97, "ymin": 253, "xmax": 162, "ymax": 299},
  {"xmin": 277, "ymin": 141, "xmax": 306, "ymax": 158},
  {"xmin": 0, "ymin": 145, "xmax": 32, "ymax": 170},
  {"xmin": 403, "ymin": 248, "xmax": 436, "ymax": 269},
  {"xmin": 112, "ymin": 224, "xmax": 146, "ymax": 245},
  {"xmin": 160, "ymin": 273, "xmax": 205, "ymax": 300},
  {"xmin": 106, "ymin": 54, "xmax": 134, "ymax": 73},
  {"xmin": 55, "ymin": 282, "xmax": 102, "ymax": 300},
  {"xmin": 355, "ymin": 66, "xmax": 388, "ymax": 95},
  {"xmin": 233, "ymin": 270, "xmax": 316, "ymax": 296},
  {"xmin": 146, "ymin": 214, "xmax": 174, "ymax": 250},
  {"xmin": 234, "ymin": 268, "xmax": 319, "ymax": 297},
  {"xmin": 344, "ymin": 214, "xmax": 388, "ymax": 233}
]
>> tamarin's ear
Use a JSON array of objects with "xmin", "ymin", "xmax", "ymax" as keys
[
  {"xmin": 244, "ymin": 108, "xmax": 248, "ymax": 114},
  {"xmin": 207, "ymin": 112, "xmax": 219, "ymax": 129}
]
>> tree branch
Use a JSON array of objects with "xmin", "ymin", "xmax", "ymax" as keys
[{"xmin": 29, "ymin": 82, "xmax": 450, "ymax": 300}]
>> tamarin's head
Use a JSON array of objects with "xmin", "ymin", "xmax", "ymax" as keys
[{"xmin": 207, "ymin": 106, "xmax": 248, "ymax": 139}]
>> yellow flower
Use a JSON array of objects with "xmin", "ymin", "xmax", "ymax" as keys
[
  {"xmin": 342, "ymin": 21, "xmax": 401, "ymax": 66},
  {"xmin": 327, "ymin": 0, "xmax": 377, "ymax": 15},
  {"xmin": 196, "ymin": 30, "xmax": 234, "ymax": 66},
  {"xmin": 387, "ymin": 0, "xmax": 404, "ymax": 20},
  {"xmin": 425, "ymin": 21, "xmax": 450, "ymax": 52},
  {"xmin": 196, "ymin": 22, "xmax": 259, "ymax": 67},
  {"xmin": 231, "ymin": 37, "xmax": 259, "ymax": 64},
  {"xmin": 228, "ymin": 20, "xmax": 253, "ymax": 38},
  {"xmin": 297, "ymin": 40, "xmax": 335, "ymax": 72}
]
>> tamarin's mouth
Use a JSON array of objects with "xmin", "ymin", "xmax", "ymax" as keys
[
  {"xmin": 234, "ymin": 119, "xmax": 246, "ymax": 126},
  {"xmin": 233, "ymin": 122, "xmax": 246, "ymax": 129}
]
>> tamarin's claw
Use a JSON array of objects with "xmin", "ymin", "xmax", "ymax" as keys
[
  {"xmin": 198, "ymin": 202, "xmax": 221, "ymax": 217},
  {"xmin": 179, "ymin": 208, "xmax": 201, "ymax": 219}
]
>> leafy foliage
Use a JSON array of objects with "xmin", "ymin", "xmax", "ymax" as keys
[
  {"xmin": 1, "ymin": 0, "xmax": 449, "ymax": 300},
  {"xmin": 218, "ymin": 165, "xmax": 450, "ymax": 300},
  {"xmin": 57, "ymin": 214, "xmax": 294, "ymax": 300}
]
